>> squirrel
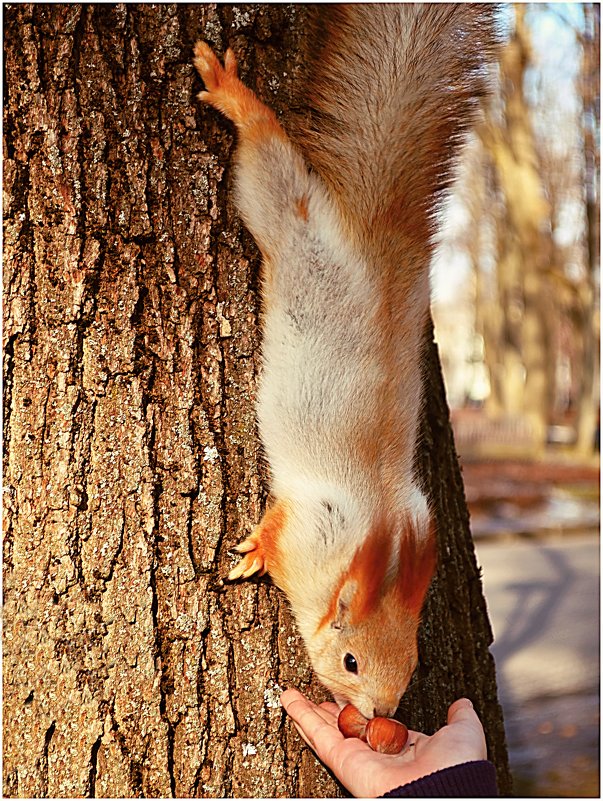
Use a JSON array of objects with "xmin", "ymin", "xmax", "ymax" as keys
[{"xmin": 193, "ymin": 5, "xmax": 496, "ymax": 720}]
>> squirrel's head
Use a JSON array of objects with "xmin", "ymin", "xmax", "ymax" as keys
[{"xmin": 307, "ymin": 513, "xmax": 436, "ymax": 719}]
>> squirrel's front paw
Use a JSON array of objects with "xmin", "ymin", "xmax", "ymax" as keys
[
  {"xmin": 227, "ymin": 501, "xmax": 287, "ymax": 581},
  {"xmin": 228, "ymin": 530, "xmax": 268, "ymax": 580}
]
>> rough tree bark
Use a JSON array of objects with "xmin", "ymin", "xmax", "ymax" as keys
[{"xmin": 3, "ymin": 4, "xmax": 512, "ymax": 797}]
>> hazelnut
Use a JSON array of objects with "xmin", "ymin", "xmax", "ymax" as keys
[
  {"xmin": 366, "ymin": 717, "xmax": 409, "ymax": 754},
  {"xmin": 337, "ymin": 703, "xmax": 369, "ymax": 741}
]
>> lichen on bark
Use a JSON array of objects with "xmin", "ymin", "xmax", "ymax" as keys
[{"xmin": 3, "ymin": 4, "xmax": 511, "ymax": 798}]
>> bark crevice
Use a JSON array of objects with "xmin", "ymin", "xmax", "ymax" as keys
[{"xmin": 3, "ymin": 5, "xmax": 510, "ymax": 797}]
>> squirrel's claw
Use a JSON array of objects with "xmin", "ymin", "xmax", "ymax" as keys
[
  {"xmin": 193, "ymin": 41, "xmax": 236, "ymax": 93},
  {"xmin": 193, "ymin": 40, "xmax": 280, "ymax": 133},
  {"xmin": 193, "ymin": 41, "xmax": 243, "ymax": 120},
  {"xmin": 227, "ymin": 531, "xmax": 268, "ymax": 580},
  {"xmin": 233, "ymin": 539, "xmax": 257, "ymax": 554},
  {"xmin": 228, "ymin": 554, "xmax": 266, "ymax": 581}
]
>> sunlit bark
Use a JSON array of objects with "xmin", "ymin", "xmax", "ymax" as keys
[{"xmin": 3, "ymin": 5, "xmax": 511, "ymax": 796}]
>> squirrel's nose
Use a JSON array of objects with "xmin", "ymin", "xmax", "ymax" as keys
[{"xmin": 373, "ymin": 704, "xmax": 397, "ymax": 719}]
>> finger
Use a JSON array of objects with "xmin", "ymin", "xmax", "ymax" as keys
[
  {"xmin": 297, "ymin": 708, "xmax": 345, "ymax": 759},
  {"xmin": 281, "ymin": 688, "xmax": 313, "ymax": 715},
  {"xmin": 281, "ymin": 692, "xmax": 345, "ymax": 758},
  {"xmin": 281, "ymin": 689, "xmax": 337, "ymax": 731},
  {"xmin": 281, "ymin": 690, "xmax": 337, "ymax": 734},
  {"xmin": 446, "ymin": 698, "xmax": 487, "ymax": 759},
  {"xmin": 303, "ymin": 702, "xmax": 338, "ymax": 728},
  {"xmin": 281, "ymin": 688, "xmax": 336, "ymax": 724},
  {"xmin": 318, "ymin": 701, "xmax": 341, "ymax": 719},
  {"xmin": 280, "ymin": 687, "xmax": 302, "ymax": 703},
  {"xmin": 405, "ymin": 730, "xmax": 429, "ymax": 747},
  {"xmin": 447, "ymin": 697, "xmax": 477, "ymax": 725}
]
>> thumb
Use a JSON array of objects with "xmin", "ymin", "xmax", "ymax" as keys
[
  {"xmin": 446, "ymin": 698, "xmax": 487, "ymax": 760},
  {"xmin": 447, "ymin": 697, "xmax": 477, "ymax": 725}
]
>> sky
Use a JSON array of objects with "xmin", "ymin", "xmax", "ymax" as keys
[{"xmin": 431, "ymin": 2, "xmax": 586, "ymax": 307}]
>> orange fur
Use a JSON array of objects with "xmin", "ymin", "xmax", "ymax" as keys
[
  {"xmin": 318, "ymin": 515, "xmax": 436, "ymax": 631},
  {"xmin": 316, "ymin": 571, "xmax": 346, "ymax": 631},
  {"xmin": 347, "ymin": 520, "xmax": 392, "ymax": 623},
  {"xmin": 193, "ymin": 6, "xmax": 494, "ymax": 717},
  {"xmin": 256, "ymin": 500, "xmax": 288, "ymax": 574},
  {"xmin": 228, "ymin": 500, "xmax": 288, "ymax": 580},
  {"xmin": 295, "ymin": 195, "xmax": 309, "ymax": 222},
  {"xmin": 194, "ymin": 42, "xmax": 286, "ymax": 142},
  {"xmin": 395, "ymin": 520, "xmax": 438, "ymax": 616},
  {"xmin": 316, "ymin": 522, "xmax": 392, "ymax": 630}
]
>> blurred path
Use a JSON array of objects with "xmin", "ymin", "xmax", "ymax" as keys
[
  {"xmin": 464, "ymin": 459, "xmax": 599, "ymax": 539},
  {"xmin": 476, "ymin": 534, "xmax": 599, "ymax": 796}
]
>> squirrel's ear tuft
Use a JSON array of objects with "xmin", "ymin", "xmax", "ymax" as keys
[
  {"xmin": 396, "ymin": 518, "xmax": 437, "ymax": 616},
  {"xmin": 346, "ymin": 519, "xmax": 392, "ymax": 623},
  {"xmin": 317, "ymin": 520, "xmax": 392, "ymax": 631}
]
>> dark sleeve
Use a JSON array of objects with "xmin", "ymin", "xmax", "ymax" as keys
[{"xmin": 380, "ymin": 760, "xmax": 498, "ymax": 797}]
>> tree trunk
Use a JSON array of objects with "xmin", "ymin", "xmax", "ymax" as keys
[
  {"xmin": 575, "ymin": 2, "xmax": 600, "ymax": 456},
  {"xmin": 407, "ymin": 330, "xmax": 512, "ymax": 795},
  {"xmin": 4, "ymin": 4, "xmax": 511, "ymax": 797}
]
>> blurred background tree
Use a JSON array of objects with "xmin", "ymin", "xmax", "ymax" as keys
[
  {"xmin": 431, "ymin": 8, "xmax": 599, "ymax": 793},
  {"xmin": 433, "ymin": 2, "xmax": 600, "ymax": 459}
]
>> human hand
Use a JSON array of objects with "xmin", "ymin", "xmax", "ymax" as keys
[{"xmin": 280, "ymin": 688, "xmax": 487, "ymax": 798}]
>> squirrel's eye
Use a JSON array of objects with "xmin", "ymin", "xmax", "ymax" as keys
[{"xmin": 343, "ymin": 653, "xmax": 358, "ymax": 673}]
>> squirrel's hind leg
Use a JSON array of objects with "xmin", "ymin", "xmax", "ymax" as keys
[
  {"xmin": 194, "ymin": 42, "xmax": 284, "ymax": 141},
  {"xmin": 194, "ymin": 42, "xmax": 315, "ymax": 259}
]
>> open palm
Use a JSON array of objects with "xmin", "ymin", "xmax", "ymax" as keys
[{"xmin": 281, "ymin": 688, "xmax": 487, "ymax": 798}]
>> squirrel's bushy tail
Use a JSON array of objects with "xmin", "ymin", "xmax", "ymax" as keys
[{"xmin": 293, "ymin": 4, "xmax": 497, "ymax": 269}]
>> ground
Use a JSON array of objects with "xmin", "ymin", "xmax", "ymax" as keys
[{"xmin": 464, "ymin": 458, "xmax": 599, "ymax": 797}]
